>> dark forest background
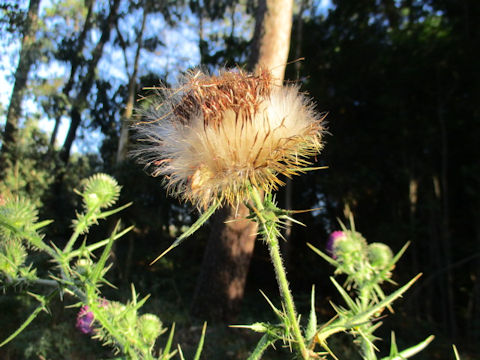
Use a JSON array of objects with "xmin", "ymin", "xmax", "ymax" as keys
[{"xmin": 0, "ymin": 0, "xmax": 478, "ymax": 359}]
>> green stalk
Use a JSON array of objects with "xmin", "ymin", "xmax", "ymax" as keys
[
  {"xmin": 63, "ymin": 204, "xmax": 100, "ymax": 253},
  {"xmin": 248, "ymin": 186, "xmax": 309, "ymax": 360},
  {"xmin": 268, "ymin": 236, "xmax": 309, "ymax": 359}
]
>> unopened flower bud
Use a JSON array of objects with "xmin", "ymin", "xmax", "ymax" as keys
[
  {"xmin": 74, "ymin": 258, "xmax": 93, "ymax": 276},
  {"xmin": 367, "ymin": 242, "xmax": 393, "ymax": 270},
  {"xmin": 328, "ymin": 231, "xmax": 366, "ymax": 257},
  {"xmin": 326, "ymin": 231, "xmax": 346, "ymax": 258},
  {"xmin": 138, "ymin": 313, "xmax": 162, "ymax": 345}
]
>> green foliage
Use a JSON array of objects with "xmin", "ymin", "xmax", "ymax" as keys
[
  {"xmin": 0, "ymin": 173, "xmax": 206, "ymax": 360},
  {"xmin": 0, "ymin": 120, "xmax": 55, "ymax": 207},
  {"xmin": 159, "ymin": 180, "xmax": 434, "ymax": 359},
  {"xmin": 1, "ymin": 169, "xmax": 435, "ymax": 359},
  {"xmin": 241, "ymin": 190, "xmax": 433, "ymax": 359},
  {"xmin": 289, "ymin": 1, "xmax": 479, "ymax": 348}
]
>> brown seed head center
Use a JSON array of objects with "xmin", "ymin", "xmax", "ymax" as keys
[{"xmin": 173, "ymin": 68, "xmax": 273, "ymax": 127}]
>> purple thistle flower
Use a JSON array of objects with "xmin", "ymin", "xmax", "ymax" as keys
[
  {"xmin": 326, "ymin": 231, "xmax": 346, "ymax": 258},
  {"xmin": 76, "ymin": 305, "xmax": 94, "ymax": 334}
]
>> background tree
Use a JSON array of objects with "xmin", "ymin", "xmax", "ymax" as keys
[
  {"xmin": 294, "ymin": 0, "xmax": 480, "ymax": 347},
  {"xmin": 47, "ymin": 0, "xmax": 95, "ymax": 152},
  {"xmin": 59, "ymin": 0, "xmax": 121, "ymax": 165},
  {"xmin": 0, "ymin": 0, "xmax": 40, "ymax": 177},
  {"xmin": 115, "ymin": 1, "xmax": 149, "ymax": 164}
]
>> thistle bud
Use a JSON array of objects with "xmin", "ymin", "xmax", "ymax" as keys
[
  {"xmin": 0, "ymin": 240, "xmax": 27, "ymax": 277},
  {"xmin": 326, "ymin": 231, "xmax": 346, "ymax": 258},
  {"xmin": 75, "ymin": 299, "xmax": 108, "ymax": 335},
  {"xmin": 138, "ymin": 313, "xmax": 162, "ymax": 345},
  {"xmin": 367, "ymin": 242, "xmax": 393, "ymax": 270},
  {"xmin": 74, "ymin": 258, "xmax": 93, "ymax": 276},
  {"xmin": 330, "ymin": 231, "xmax": 367, "ymax": 257}
]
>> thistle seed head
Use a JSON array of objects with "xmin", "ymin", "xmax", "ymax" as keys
[{"xmin": 132, "ymin": 68, "xmax": 326, "ymax": 209}]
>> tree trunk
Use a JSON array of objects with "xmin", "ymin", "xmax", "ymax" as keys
[
  {"xmin": 190, "ymin": 0, "xmax": 293, "ymax": 322},
  {"xmin": 59, "ymin": 0, "xmax": 120, "ymax": 164},
  {"xmin": 190, "ymin": 205, "xmax": 257, "ymax": 322},
  {"xmin": 60, "ymin": 106, "xmax": 82, "ymax": 164},
  {"xmin": 115, "ymin": 3, "xmax": 147, "ymax": 164},
  {"xmin": 0, "ymin": 0, "xmax": 41, "ymax": 175},
  {"xmin": 50, "ymin": 0, "xmax": 94, "ymax": 149},
  {"xmin": 248, "ymin": 0, "xmax": 293, "ymax": 80}
]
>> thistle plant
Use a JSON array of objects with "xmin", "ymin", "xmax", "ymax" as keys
[
  {"xmin": 133, "ymin": 68, "xmax": 434, "ymax": 359},
  {"xmin": 0, "ymin": 67, "xmax": 437, "ymax": 359},
  {"xmin": 0, "ymin": 173, "xmax": 206, "ymax": 359},
  {"xmin": 307, "ymin": 221, "xmax": 434, "ymax": 360}
]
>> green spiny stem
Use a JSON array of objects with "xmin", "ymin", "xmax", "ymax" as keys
[
  {"xmin": 358, "ymin": 284, "xmax": 378, "ymax": 359},
  {"xmin": 248, "ymin": 185, "xmax": 309, "ymax": 359},
  {"xmin": 8, "ymin": 277, "xmax": 58, "ymax": 287},
  {"xmin": 63, "ymin": 204, "xmax": 101, "ymax": 253},
  {"xmin": 268, "ymin": 236, "xmax": 309, "ymax": 359}
]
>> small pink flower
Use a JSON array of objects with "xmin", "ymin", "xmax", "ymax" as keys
[
  {"xmin": 326, "ymin": 231, "xmax": 346, "ymax": 258},
  {"xmin": 75, "ymin": 300, "xmax": 108, "ymax": 335},
  {"xmin": 76, "ymin": 305, "xmax": 94, "ymax": 334}
]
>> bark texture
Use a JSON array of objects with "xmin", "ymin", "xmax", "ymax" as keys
[
  {"xmin": 191, "ymin": 205, "xmax": 257, "ymax": 321},
  {"xmin": 249, "ymin": 0, "xmax": 293, "ymax": 80}
]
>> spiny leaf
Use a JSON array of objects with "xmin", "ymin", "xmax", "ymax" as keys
[
  {"xmin": 452, "ymin": 345, "xmax": 460, "ymax": 360},
  {"xmin": 305, "ymin": 285, "xmax": 317, "ymax": 342},
  {"xmin": 150, "ymin": 200, "xmax": 219, "ymax": 264},
  {"xmin": 381, "ymin": 335, "xmax": 434, "ymax": 360},
  {"xmin": 97, "ymin": 202, "xmax": 133, "ymax": 220},
  {"xmin": 307, "ymin": 242, "xmax": 339, "ymax": 267},
  {"xmin": 342, "ymin": 274, "xmax": 421, "ymax": 330},
  {"xmin": 389, "ymin": 332, "xmax": 398, "ymax": 357},
  {"xmin": 160, "ymin": 323, "xmax": 177, "ymax": 359},
  {"xmin": 330, "ymin": 277, "xmax": 359, "ymax": 311},
  {"xmin": 259, "ymin": 289, "xmax": 284, "ymax": 320},
  {"xmin": 177, "ymin": 344, "xmax": 185, "ymax": 360},
  {"xmin": 0, "ymin": 290, "xmax": 57, "ymax": 347},
  {"xmin": 193, "ymin": 322, "xmax": 207, "ymax": 360},
  {"xmin": 90, "ymin": 221, "xmax": 120, "ymax": 285},
  {"xmin": 247, "ymin": 333, "xmax": 278, "ymax": 360},
  {"xmin": 67, "ymin": 225, "xmax": 134, "ymax": 260}
]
